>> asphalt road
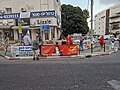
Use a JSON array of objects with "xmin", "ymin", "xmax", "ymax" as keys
[{"xmin": 0, "ymin": 51, "xmax": 120, "ymax": 90}]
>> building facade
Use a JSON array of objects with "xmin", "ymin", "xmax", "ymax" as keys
[
  {"xmin": 0, "ymin": 0, "xmax": 61, "ymax": 42},
  {"xmin": 109, "ymin": 4, "xmax": 120, "ymax": 34},
  {"xmin": 94, "ymin": 10, "xmax": 107, "ymax": 35},
  {"xmin": 94, "ymin": 4, "xmax": 120, "ymax": 36}
]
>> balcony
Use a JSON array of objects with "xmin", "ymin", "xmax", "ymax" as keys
[
  {"xmin": 109, "ymin": 21, "xmax": 120, "ymax": 24},
  {"xmin": 112, "ymin": 27, "xmax": 120, "ymax": 30},
  {"xmin": 110, "ymin": 14, "xmax": 120, "ymax": 19}
]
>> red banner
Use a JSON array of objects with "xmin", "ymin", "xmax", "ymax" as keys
[
  {"xmin": 41, "ymin": 45, "xmax": 55, "ymax": 56},
  {"xmin": 41, "ymin": 44, "xmax": 78, "ymax": 56},
  {"xmin": 58, "ymin": 44, "xmax": 78, "ymax": 55}
]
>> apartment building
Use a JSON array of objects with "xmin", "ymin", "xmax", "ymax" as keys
[
  {"xmin": 109, "ymin": 4, "xmax": 120, "ymax": 34},
  {"xmin": 0, "ymin": 0, "xmax": 61, "ymax": 41},
  {"xmin": 94, "ymin": 4, "xmax": 120, "ymax": 36},
  {"xmin": 94, "ymin": 10, "xmax": 107, "ymax": 35}
]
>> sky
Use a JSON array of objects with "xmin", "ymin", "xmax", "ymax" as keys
[
  {"xmin": 61, "ymin": 0, "xmax": 120, "ymax": 27},
  {"xmin": 61, "ymin": 0, "xmax": 120, "ymax": 15}
]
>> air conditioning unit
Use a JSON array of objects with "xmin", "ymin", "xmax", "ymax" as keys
[{"xmin": 0, "ymin": 10, "xmax": 5, "ymax": 14}]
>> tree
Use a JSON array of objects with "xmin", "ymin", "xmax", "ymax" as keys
[
  {"xmin": 83, "ymin": 9, "xmax": 89, "ymax": 20},
  {"xmin": 61, "ymin": 4, "xmax": 89, "ymax": 37}
]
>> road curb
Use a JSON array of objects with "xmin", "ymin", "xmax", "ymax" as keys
[
  {"xmin": 0, "ymin": 54, "xmax": 86, "ymax": 60},
  {"xmin": 0, "ymin": 50, "xmax": 118, "ymax": 60}
]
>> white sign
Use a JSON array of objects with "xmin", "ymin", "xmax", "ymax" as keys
[
  {"xmin": 11, "ymin": 46, "xmax": 34, "ymax": 57},
  {"xmin": 30, "ymin": 18, "xmax": 57, "ymax": 26},
  {"xmin": 20, "ymin": 12, "xmax": 30, "ymax": 18}
]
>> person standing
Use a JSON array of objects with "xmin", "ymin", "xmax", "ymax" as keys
[
  {"xmin": 23, "ymin": 33, "xmax": 31, "ymax": 46},
  {"xmin": 65, "ymin": 35, "xmax": 69, "ymax": 45},
  {"xmin": 32, "ymin": 37, "xmax": 40, "ymax": 61},
  {"xmin": 99, "ymin": 35, "xmax": 104, "ymax": 51},
  {"xmin": 110, "ymin": 35, "xmax": 115, "ymax": 49},
  {"xmin": 79, "ymin": 36, "xmax": 84, "ymax": 51}
]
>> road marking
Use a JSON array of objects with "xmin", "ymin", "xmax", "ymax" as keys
[{"xmin": 107, "ymin": 80, "xmax": 120, "ymax": 90}]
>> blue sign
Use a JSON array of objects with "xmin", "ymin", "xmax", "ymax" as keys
[
  {"xmin": 0, "ymin": 10, "xmax": 55, "ymax": 19},
  {"xmin": 0, "ymin": 13, "xmax": 20, "ymax": 19},
  {"xmin": 31, "ymin": 10, "xmax": 55, "ymax": 17},
  {"xmin": 42, "ymin": 25, "xmax": 50, "ymax": 30}
]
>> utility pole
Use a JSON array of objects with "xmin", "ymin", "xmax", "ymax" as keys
[
  {"xmin": 91, "ymin": 0, "xmax": 93, "ymax": 40},
  {"xmin": 90, "ymin": 0, "xmax": 94, "ymax": 53}
]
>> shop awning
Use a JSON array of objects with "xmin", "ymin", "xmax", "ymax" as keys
[
  {"xmin": 12, "ymin": 26, "xmax": 29, "ymax": 29},
  {"xmin": 29, "ymin": 26, "xmax": 40, "ymax": 30}
]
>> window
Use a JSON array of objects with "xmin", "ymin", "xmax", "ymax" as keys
[
  {"xmin": 21, "ymin": 8, "xmax": 26, "ymax": 12},
  {"xmin": 5, "ymin": 8, "xmax": 12, "ymax": 14},
  {"xmin": 115, "ymin": 12, "xmax": 120, "ymax": 15},
  {"xmin": 112, "ymin": 24, "xmax": 119, "ymax": 30}
]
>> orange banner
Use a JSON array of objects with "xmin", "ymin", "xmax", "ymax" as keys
[
  {"xmin": 59, "ymin": 44, "xmax": 78, "ymax": 55},
  {"xmin": 41, "ymin": 44, "xmax": 78, "ymax": 56},
  {"xmin": 41, "ymin": 45, "xmax": 55, "ymax": 56}
]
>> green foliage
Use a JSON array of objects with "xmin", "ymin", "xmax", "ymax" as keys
[
  {"xmin": 83, "ymin": 9, "xmax": 89, "ymax": 20},
  {"xmin": 61, "ymin": 4, "xmax": 89, "ymax": 36}
]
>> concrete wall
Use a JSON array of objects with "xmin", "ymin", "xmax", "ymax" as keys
[
  {"xmin": 0, "ymin": 0, "xmax": 61, "ymax": 14},
  {"xmin": 94, "ymin": 10, "xmax": 106, "ymax": 35}
]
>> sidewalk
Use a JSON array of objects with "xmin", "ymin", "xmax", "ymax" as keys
[{"xmin": 0, "ymin": 46, "xmax": 118, "ymax": 60}]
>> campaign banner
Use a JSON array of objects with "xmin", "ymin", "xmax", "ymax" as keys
[
  {"xmin": 41, "ymin": 45, "xmax": 55, "ymax": 56},
  {"xmin": 41, "ymin": 44, "xmax": 78, "ymax": 56},
  {"xmin": 58, "ymin": 44, "xmax": 78, "ymax": 55},
  {"xmin": 11, "ymin": 46, "xmax": 34, "ymax": 57}
]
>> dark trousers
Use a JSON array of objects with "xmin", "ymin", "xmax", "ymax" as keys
[{"xmin": 79, "ymin": 43, "xmax": 83, "ymax": 51}]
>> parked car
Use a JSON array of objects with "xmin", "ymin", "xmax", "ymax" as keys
[{"xmin": 73, "ymin": 36, "xmax": 80, "ymax": 44}]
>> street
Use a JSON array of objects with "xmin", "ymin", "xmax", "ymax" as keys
[{"xmin": 0, "ymin": 51, "xmax": 120, "ymax": 90}]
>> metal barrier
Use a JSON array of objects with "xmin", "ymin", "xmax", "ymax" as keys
[
  {"xmin": 91, "ymin": 43, "xmax": 93, "ymax": 53},
  {"xmin": 104, "ymin": 43, "xmax": 106, "ymax": 52}
]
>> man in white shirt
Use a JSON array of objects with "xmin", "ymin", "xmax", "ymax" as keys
[{"xmin": 23, "ymin": 33, "xmax": 31, "ymax": 46}]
